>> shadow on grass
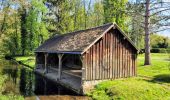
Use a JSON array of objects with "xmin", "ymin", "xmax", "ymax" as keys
[{"xmin": 151, "ymin": 74, "xmax": 170, "ymax": 83}]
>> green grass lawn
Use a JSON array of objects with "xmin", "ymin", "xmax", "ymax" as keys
[
  {"xmin": 138, "ymin": 53, "xmax": 170, "ymax": 77},
  {"xmin": 14, "ymin": 56, "xmax": 35, "ymax": 68},
  {"xmin": 89, "ymin": 53, "xmax": 170, "ymax": 100}
]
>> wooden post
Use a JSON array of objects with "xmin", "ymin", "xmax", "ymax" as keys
[
  {"xmin": 35, "ymin": 53, "xmax": 38, "ymax": 69},
  {"xmin": 80, "ymin": 55, "xmax": 86, "ymax": 82},
  {"xmin": 44, "ymin": 53, "xmax": 48, "ymax": 74},
  {"xmin": 58, "ymin": 54, "xmax": 64, "ymax": 80}
]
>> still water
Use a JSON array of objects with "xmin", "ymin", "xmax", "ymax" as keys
[{"xmin": 0, "ymin": 59, "xmax": 78, "ymax": 97}]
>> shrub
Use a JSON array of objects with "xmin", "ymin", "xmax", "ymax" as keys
[{"xmin": 151, "ymin": 48, "xmax": 170, "ymax": 53}]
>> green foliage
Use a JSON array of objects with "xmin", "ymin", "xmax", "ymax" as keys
[
  {"xmin": 0, "ymin": 72, "xmax": 24, "ymax": 100},
  {"xmin": 103, "ymin": 0, "xmax": 128, "ymax": 31},
  {"xmin": 25, "ymin": 0, "xmax": 49, "ymax": 53},
  {"xmin": 126, "ymin": 3, "xmax": 145, "ymax": 49},
  {"xmin": 0, "ymin": 0, "xmax": 49, "ymax": 56},
  {"xmin": 0, "ymin": 95, "xmax": 24, "ymax": 100},
  {"xmin": 151, "ymin": 48, "xmax": 170, "ymax": 53},
  {"xmin": 151, "ymin": 34, "xmax": 169, "ymax": 48}
]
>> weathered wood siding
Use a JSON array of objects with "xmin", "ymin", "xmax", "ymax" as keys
[{"xmin": 84, "ymin": 29, "xmax": 137, "ymax": 81}]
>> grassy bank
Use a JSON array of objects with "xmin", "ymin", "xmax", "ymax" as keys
[
  {"xmin": 14, "ymin": 56, "xmax": 35, "ymax": 68},
  {"xmin": 88, "ymin": 53, "xmax": 170, "ymax": 100}
]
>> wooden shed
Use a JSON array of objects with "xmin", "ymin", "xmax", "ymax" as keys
[{"xmin": 34, "ymin": 23, "xmax": 138, "ymax": 94}]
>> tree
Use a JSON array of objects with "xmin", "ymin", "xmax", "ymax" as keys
[
  {"xmin": 133, "ymin": 0, "xmax": 170, "ymax": 65},
  {"xmin": 151, "ymin": 34, "xmax": 169, "ymax": 48},
  {"xmin": 126, "ymin": 2, "xmax": 145, "ymax": 49},
  {"xmin": 26, "ymin": 0, "xmax": 49, "ymax": 52},
  {"xmin": 103, "ymin": 0, "xmax": 128, "ymax": 31}
]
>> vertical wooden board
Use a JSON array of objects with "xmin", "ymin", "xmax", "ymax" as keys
[
  {"xmin": 106, "ymin": 34, "xmax": 108, "ymax": 79},
  {"xmin": 120, "ymin": 38, "xmax": 123, "ymax": 78},
  {"xmin": 83, "ymin": 53, "xmax": 86, "ymax": 81},
  {"xmin": 129, "ymin": 46, "xmax": 132, "ymax": 76},
  {"xmin": 135, "ymin": 53, "xmax": 137, "ymax": 76},
  {"xmin": 92, "ymin": 45, "xmax": 95, "ymax": 80},
  {"xmin": 115, "ymin": 32, "xmax": 118, "ymax": 78},
  {"xmin": 99, "ymin": 40, "xmax": 101, "ymax": 79},
  {"xmin": 124, "ymin": 41, "xmax": 127, "ymax": 77},
  {"xmin": 134, "ymin": 50, "xmax": 137, "ymax": 76},
  {"xmin": 85, "ymin": 52, "xmax": 88, "ymax": 80},
  {"xmin": 93, "ymin": 45, "xmax": 95, "ymax": 80},
  {"xmin": 87, "ymin": 51, "xmax": 89, "ymax": 80},
  {"xmin": 124, "ymin": 40, "xmax": 128, "ymax": 77},
  {"xmin": 87, "ymin": 50, "xmax": 89, "ymax": 80},
  {"xmin": 129, "ymin": 46, "xmax": 132, "ymax": 77},
  {"xmin": 133, "ymin": 50, "xmax": 135, "ymax": 76},
  {"xmin": 126, "ymin": 42, "xmax": 129, "ymax": 77},
  {"xmin": 96, "ymin": 43, "xmax": 99, "ymax": 79},
  {"xmin": 107, "ymin": 34, "xmax": 109, "ymax": 79},
  {"xmin": 117, "ymin": 33, "xmax": 120, "ymax": 78},
  {"xmin": 95, "ymin": 43, "xmax": 98, "ymax": 79},
  {"xmin": 121, "ymin": 40, "xmax": 124, "ymax": 78},
  {"xmin": 90, "ymin": 48, "xmax": 92, "ymax": 80},
  {"xmin": 98, "ymin": 41, "xmax": 101, "ymax": 79},
  {"xmin": 113, "ymin": 32, "xmax": 116, "ymax": 79},
  {"xmin": 111, "ymin": 32, "xmax": 114, "ymax": 79},
  {"xmin": 110, "ymin": 32, "xmax": 113, "ymax": 79},
  {"xmin": 126, "ymin": 43, "xmax": 129, "ymax": 77},
  {"xmin": 130, "ymin": 50, "xmax": 133, "ymax": 76},
  {"xmin": 101, "ymin": 38, "xmax": 104, "ymax": 79},
  {"xmin": 109, "ymin": 33, "xmax": 111, "ymax": 79},
  {"xmin": 131, "ymin": 49, "xmax": 134, "ymax": 76},
  {"xmin": 119, "ymin": 34, "xmax": 121, "ymax": 78},
  {"xmin": 107, "ymin": 33, "xmax": 110, "ymax": 79},
  {"xmin": 104, "ymin": 35, "xmax": 107, "ymax": 79}
]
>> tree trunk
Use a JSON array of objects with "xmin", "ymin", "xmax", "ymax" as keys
[
  {"xmin": 144, "ymin": 0, "xmax": 151, "ymax": 65},
  {"xmin": 21, "ymin": 9, "xmax": 27, "ymax": 56},
  {"xmin": 83, "ymin": 0, "xmax": 86, "ymax": 29}
]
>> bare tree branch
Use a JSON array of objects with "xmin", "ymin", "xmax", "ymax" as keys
[
  {"xmin": 150, "ymin": 8, "xmax": 170, "ymax": 17},
  {"xmin": 149, "ymin": 6, "xmax": 170, "ymax": 11},
  {"xmin": 151, "ymin": 28, "xmax": 170, "ymax": 33}
]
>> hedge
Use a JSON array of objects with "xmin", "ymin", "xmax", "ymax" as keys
[{"xmin": 151, "ymin": 48, "xmax": 170, "ymax": 53}]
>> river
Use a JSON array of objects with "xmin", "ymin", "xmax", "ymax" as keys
[{"xmin": 0, "ymin": 59, "xmax": 80, "ymax": 98}]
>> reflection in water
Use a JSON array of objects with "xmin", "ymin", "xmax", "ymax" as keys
[
  {"xmin": 34, "ymin": 75, "xmax": 78, "ymax": 96},
  {"xmin": 0, "ymin": 60, "xmax": 78, "ymax": 97}
]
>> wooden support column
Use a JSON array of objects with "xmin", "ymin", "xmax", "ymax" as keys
[
  {"xmin": 44, "ymin": 53, "xmax": 48, "ymax": 74},
  {"xmin": 58, "ymin": 54, "xmax": 64, "ymax": 80},
  {"xmin": 80, "ymin": 55, "xmax": 86, "ymax": 82},
  {"xmin": 35, "ymin": 53, "xmax": 38, "ymax": 69}
]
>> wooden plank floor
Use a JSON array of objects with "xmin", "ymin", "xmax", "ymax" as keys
[{"xmin": 35, "ymin": 68, "xmax": 82, "ymax": 93}]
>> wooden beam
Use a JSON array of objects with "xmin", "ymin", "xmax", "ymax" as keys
[
  {"xmin": 44, "ymin": 53, "xmax": 48, "ymax": 74},
  {"xmin": 35, "ymin": 53, "xmax": 38, "ymax": 69},
  {"xmin": 58, "ymin": 53, "xmax": 64, "ymax": 80},
  {"xmin": 79, "ymin": 55, "xmax": 86, "ymax": 84}
]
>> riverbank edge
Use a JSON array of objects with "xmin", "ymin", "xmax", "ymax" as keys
[{"xmin": 5, "ymin": 56, "xmax": 34, "ymax": 70}]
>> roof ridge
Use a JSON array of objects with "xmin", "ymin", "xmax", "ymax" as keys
[{"xmin": 53, "ymin": 23, "xmax": 114, "ymax": 37}]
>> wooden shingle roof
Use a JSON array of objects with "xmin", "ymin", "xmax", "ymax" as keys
[{"xmin": 35, "ymin": 23, "xmax": 138, "ymax": 54}]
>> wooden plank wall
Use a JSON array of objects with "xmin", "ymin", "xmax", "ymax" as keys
[{"xmin": 84, "ymin": 29, "xmax": 137, "ymax": 81}]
